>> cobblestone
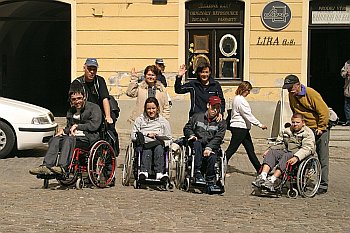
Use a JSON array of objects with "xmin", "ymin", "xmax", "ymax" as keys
[{"xmin": 0, "ymin": 142, "xmax": 349, "ymax": 232}]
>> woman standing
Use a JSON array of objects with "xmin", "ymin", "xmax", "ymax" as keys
[
  {"xmin": 127, "ymin": 65, "xmax": 170, "ymax": 122},
  {"xmin": 225, "ymin": 81, "xmax": 267, "ymax": 172}
]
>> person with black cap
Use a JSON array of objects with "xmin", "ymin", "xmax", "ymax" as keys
[
  {"xmin": 71, "ymin": 58, "xmax": 120, "ymax": 156},
  {"xmin": 183, "ymin": 96, "xmax": 226, "ymax": 187},
  {"xmin": 29, "ymin": 82, "xmax": 102, "ymax": 176},
  {"xmin": 282, "ymin": 74, "xmax": 329, "ymax": 195}
]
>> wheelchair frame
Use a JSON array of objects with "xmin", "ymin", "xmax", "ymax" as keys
[
  {"xmin": 253, "ymin": 155, "xmax": 321, "ymax": 198},
  {"xmin": 39, "ymin": 138, "xmax": 116, "ymax": 189},
  {"xmin": 122, "ymin": 141, "xmax": 174, "ymax": 190},
  {"xmin": 175, "ymin": 141, "xmax": 226, "ymax": 194}
]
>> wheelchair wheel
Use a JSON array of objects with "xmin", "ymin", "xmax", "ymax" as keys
[
  {"xmin": 297, "ymin": 156, "xmax": 321, "ymax": 198},
  {"xmin": 220, "ymin": 152, "xmax": 227, "ymax": 187},
  {"xmin": 183, "ymin": 177, "xmax": 191, "ymax": 192},
  {"xmin": 122, "ymin": 143, "xmax": 134, "ymax": 186},
  {"xmin": 58, "ymin": 152, "xmax": 80, "ymax": 187},
  {"xmin": 88, "ymin": 140, "xmax": 116, "ymax": 188},
  {"xmin": 287, "ymin": 188, "xmax": 298, "ymax": 198},
  {"xmin": 43, "ymin": 179, "xmax": 49, "ymax": 189},
  {"xmin": 76, "ymin": 177, "xmax": 84, "ymax": 190},
  {"xmin": 175, "ymin": 145, "xmax": 186, "ymax": 189}
]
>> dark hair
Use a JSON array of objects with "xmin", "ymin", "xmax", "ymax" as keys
[
  {"xmin": 235, "ymin": 81, "xmax": 252, "ymax": 95},
  {"xmin": 144, "ymin": 97, "xmax": 160, "ymax": 117},
  {"xmin": 196, "ymin": 63, "xmax": 212, "ymax": 77},
  {"xmin": 69, "ymin": 82, "xmax": 85, "ymax": 98},
  {"xmin": 144, "ymin": 65, "xmax": 160, "ymax": 76}
]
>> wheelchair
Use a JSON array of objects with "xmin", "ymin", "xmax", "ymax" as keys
[
  {"xmin": 252, "ymin": 155, "xmax": 321, "ymax": 198},
  {"xmin": 38, "ymin": 123, "xmax": 117, "ymax": 189},
  {"xmin": 122, "ymin": 140, "xmax": 174, "ymax": 190},
  {"xmin": 174, "ymin": 138, "xmax": 227, "ymax": 194}
]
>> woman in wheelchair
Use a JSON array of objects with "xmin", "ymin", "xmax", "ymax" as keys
[
  {"xmin": 252, "ymin": 113, "xmax": 316, "ymax": 192},
  {"xmin": 131, "ymin": 97, "xmax": 172, "ymax": 182},
  {"xmin": 29, "ymin": 83, "xmax": 102, "ymax": 177}
]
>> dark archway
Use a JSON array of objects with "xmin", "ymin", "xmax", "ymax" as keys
[{"xmin": 0, "ymin": 0, "xmax": 71, "ymax": 116}]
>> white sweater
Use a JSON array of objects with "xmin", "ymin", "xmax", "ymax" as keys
[{"xmin": 229, "ymin": 95, "xmax": 262, "ymax": 130}]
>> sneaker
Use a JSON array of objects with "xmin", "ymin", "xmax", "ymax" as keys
[
  {"xmin": 29, "ymin": 165, "xmax": 52, "ymax": 175},
  {"xmin": 342, "ymin": 122, "xmax": 350, "ymax": 126},
  {"xmin": 139, "ymin": 172, "xmax": 148, "ymax": 180},
  {"xmin": 49, "ymin": 166, "xmax": 64, "ymax": 175},
  {"xmin": 252, "ymin": 174, "xmax": 266, "ymax": 188},
  {"xmin": 156, "ymin": 173, "xmax": 169, "ymax": 182},
  {"xmin": 261, "ymin": 178, "xmax": 275, "ymax": 192},
  {"xmin": 195, "ymin": 172, "xmax": 205, "ymax": 183}
]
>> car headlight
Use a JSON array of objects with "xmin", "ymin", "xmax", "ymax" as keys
[{"xmin": 32, "ymin": 116, "xmax": 51, "ymax": 125}]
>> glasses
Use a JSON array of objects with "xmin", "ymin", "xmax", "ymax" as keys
[{"xmin": 71, "ymin": 96, "xmax": 83, "ymax": 102}]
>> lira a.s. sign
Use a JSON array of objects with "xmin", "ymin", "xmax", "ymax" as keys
[{"xmin": 261, "ymin": 1, "xmax": 292, "ymax": 31}]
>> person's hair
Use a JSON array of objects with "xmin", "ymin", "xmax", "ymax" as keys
[
  {"xmin": 144, "ymin": 97, "xmax": 160, "ymax": 117},
  {"xmin": 144, "ymin": 65, "xmax": 160, "ymax": 76},
  {"xmin": 196, "ymin": 63, "xmax": 212, "ymax": 77},
  {"xmin": 68, "ymin": 82, "xmax": 85, "ymax": 98},
  {"xmin": 235, "ymin": 81, "xmax": 252, "ymax": 95},
  {"xmin": 291, "ymin": 113, "xmax": 304, "ymax": 121}
]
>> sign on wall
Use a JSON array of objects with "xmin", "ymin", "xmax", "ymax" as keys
[
  {"xmin": 311, "ymin": 3, "xmax": 350, "ymax": 24},
  {"xmin": 261, "ymin": 1, "xmax": 292, "ymax": 31}
]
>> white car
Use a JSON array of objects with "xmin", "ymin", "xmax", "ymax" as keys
[{"xmin": 0, "ymin": 97, "xmax": 57, "ymax": 159}]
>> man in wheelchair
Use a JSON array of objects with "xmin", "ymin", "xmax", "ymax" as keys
[
  {"xmin": 183, "ymin": 96, "xmax": 226, "ymax": 189},
  {"xmin": 29, "ymin": 83, "xmax": 102, "ymax": 177},
  {"xmin": 252, "ymin": 113, "xmax": 315, "ymax": 192}
]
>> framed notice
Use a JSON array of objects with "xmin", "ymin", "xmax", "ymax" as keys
[
  {"xmin": 194, "ymin": 35, "xmax": 209, "ymax": 53},
  {"xmin": 219, "ymin": 58, "xmax": 239, "ymax": 79}
]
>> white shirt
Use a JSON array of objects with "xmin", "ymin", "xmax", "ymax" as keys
[{"xmin": 230, "ymin": 95, "xmax": 262, "ymax": 130}]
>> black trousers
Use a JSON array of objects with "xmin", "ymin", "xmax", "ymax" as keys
[
  {"xmin": 225, "ymin": 127, "xmax": 261, "ymax": 172},
  {"xmin": 192, "ymin": 140, "xmax": 217, "ymax": 181}
]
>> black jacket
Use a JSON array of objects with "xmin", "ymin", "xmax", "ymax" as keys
[
  {"xmin": 64, "ymin": 101, "xmax": 102, "ymax": 145},
  {"xmin": 175, "ymin": 76, "xmax": 225, "ymax": 117},
  {"xmin": 183, "ymin": 112, "xmax": 226, "ymax": 151}
]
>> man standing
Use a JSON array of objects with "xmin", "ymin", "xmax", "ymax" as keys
[
  {"xmin": 340, "ymin": 60, "xmax": 350, "ymax": 126},
  {"xmin": 154, "ymin": 58, "xmax": 168, "ymax": 87},
  {"xmin": 282, "ymin": 74, "xmax": 329, "ymax": 194},
  {"xmin": 71, "ymin": 58, "xmax": 119, "ymax": 156}
]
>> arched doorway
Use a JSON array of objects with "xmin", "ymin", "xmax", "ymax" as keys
[{"xmin": 0, "ymin": 0, "xmax": 71, "ymax": 116}]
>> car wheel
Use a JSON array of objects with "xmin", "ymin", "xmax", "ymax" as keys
[{"xmin": 0, "ymin": 122, "xmax": 15, "ymax": 159}]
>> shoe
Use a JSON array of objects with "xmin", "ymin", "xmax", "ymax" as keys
[
  {"xmin": 261, "ymin": 178, "xmax": 275, "ymax": 192},
  {"xmin": 342, "ymin": 122, "xmax": 350, "ymax": 126},
  {"xmin": 29, "ymin": 165, "xmax": 52, "ymax": 175},
  {"xmin": 139, "ymin": 172, "xmax": 148, "ymax": 180},
  {"xmin": 252, "ymin": 174, "xmax": 266, "ymax": 188},
  {"xmin": 49, "ymin": 166, "xmax": 64, "ymax": 175},
  {"xmin": 316, "ymin": 188, "xmax": 328, "ymax": 195},
  {"xmin": 156, "ymin": 173, "xmax": 169, "ymax": 182},
  {"xmin": 195, "ymin": 172, "xmax": 205, "ymax": 183}
]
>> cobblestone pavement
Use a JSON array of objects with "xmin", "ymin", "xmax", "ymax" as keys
[{"xmin": 0, "ymin": 141, "xmax": 349, "ymax": 233}]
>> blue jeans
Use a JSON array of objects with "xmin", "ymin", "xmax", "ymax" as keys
[{"xmin": 344, "ymin": 96, "xmax": 350, "ymax": 123}]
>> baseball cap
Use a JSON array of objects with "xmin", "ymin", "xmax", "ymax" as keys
[
  {"xmin": 155, "ymin": 58, "xmax": 165, "ymax": 65},
  {"xmin": 85, "ymin": 58, "xmax": 99, "ymax": 67},
  {"xmin": 208, "ymin": 96, "xmax": 221, "ymax": 105},
  {"xmin": 282, "ymin": 74, "xmax": 299, "ymax": 89}
]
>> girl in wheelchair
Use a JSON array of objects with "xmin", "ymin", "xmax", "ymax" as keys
[
  {"xmin": 252, "ymin": 113, "xmax": 318, "ymax": 196},
  {"xmin": 131, "ymin": 97, "xmax": 172, "ymax": 184}
]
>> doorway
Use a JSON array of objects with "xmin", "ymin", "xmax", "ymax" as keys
[
  {"xmin": 309, "ymin": 29, "xmax": 350, "ymax": 121},
  {"xmin": 0, "ymin": 1, "xmax": 71, "ymax": 116}
]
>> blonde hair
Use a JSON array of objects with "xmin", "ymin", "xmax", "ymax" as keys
[{"xmin": 235, "ymin": 81, "xmax": 252, "ymax": 95}]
